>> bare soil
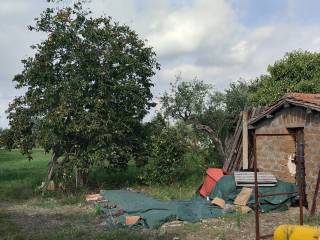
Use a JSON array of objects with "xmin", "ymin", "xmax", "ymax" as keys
[
  {"xmin": 163, "ymin": 207, "xmax": 302, "ymax": 240},
  {"xmin": 1, "ymin": 199, "xmax": 305, "ymax": 240}
]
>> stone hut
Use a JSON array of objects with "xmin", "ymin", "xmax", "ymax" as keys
[{"xmin": 249, "ymin": 93, "xmax": 320, "ymax": 209}]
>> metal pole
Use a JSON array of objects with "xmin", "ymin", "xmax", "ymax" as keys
[
  {"xmin": 253, "ymin": 132, "xmax": 260, "ymax": 240},
  {"xmin": 297, "ymin": 142, "xmax": 304, "ymax": 225}
]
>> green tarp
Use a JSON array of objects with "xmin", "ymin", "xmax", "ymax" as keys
[
  {"xmin": 209, "ymin": 176, "xmax": 298, "ymax": 212},
  {"xmin": 101, "ymin": 176, "xmax": 298, "ymax": 229},
  {"xmin": 101, "ymin": 190, "xmax": 224, "ymax": 228}
]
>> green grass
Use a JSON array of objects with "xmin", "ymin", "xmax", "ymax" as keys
[
  {"xmin": 89, "ymin": 159, "xmax": 204, "ymax": 200},
  {"xmin": 0, "ymin": 149, "xmax": 205, "ymax": 239},
  {"xmin": 304, "ymin": 213, "xmax": 320, "ymax": 226},
  {"xmin": 88, "ymin": 160, "xmax": 143, "ymax": 189},
  {"xmin": 0, "ymin": 149, "xmax": 203, "ymax": 201},
  {"xmin": 0, "ymin": 149, "xmax": 50, "ymax": 201},
  {"xmin": 135, "ymin": 174, "xmax": 203, "ymax": 200}
]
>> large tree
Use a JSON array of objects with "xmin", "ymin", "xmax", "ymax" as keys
[
  {"xmin": 8, "ymin": 1, "xmax": 159, "ymax": 187},
  {"xmin": 249, "ymin": 50, "xmax": 320, "ymax": 106}
]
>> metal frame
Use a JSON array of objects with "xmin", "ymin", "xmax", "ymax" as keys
[{"xmin": 253, "ymin": 132, "xmax": 305, "ymax": 240}]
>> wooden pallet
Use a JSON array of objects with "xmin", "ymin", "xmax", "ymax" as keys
[{"xmin": 234, "ymin": 171, "xmax": 277, "ymax": 187}]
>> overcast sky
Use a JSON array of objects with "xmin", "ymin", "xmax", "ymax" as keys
[{"xmin": 1, "ymin": 0, "xmax": 320, "ymax": 128}]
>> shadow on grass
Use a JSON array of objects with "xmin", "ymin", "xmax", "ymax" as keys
[{"xmin": 88, "ymin": 162, "xmax": 143, "ymax": 190}]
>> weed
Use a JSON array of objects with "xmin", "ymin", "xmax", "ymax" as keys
[
  {"xmin": 217, "ymin": 231, "xmax": 226, "ymax": 240},
  {"xmin": 95, "ymin": 203, "xmax": 103, "ymax": 215},
  {"xmin": 304, "ymin": 213, "xmax": 320, "ymax": 225}
]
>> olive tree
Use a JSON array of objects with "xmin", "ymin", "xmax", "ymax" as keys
[{"xmin": 161, "ymin": 77, "xmax": 227, "ymax": 161}]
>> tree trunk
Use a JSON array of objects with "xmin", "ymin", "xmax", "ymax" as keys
[
  {"xmin": 194, "ymin": 122, "xmax": 225, "ymax": 160},
  {"xmin": 42, "ymin": 151, "xmax": 59, "ymax": 191},
  {"xmin": 76, "ymin": 168, "xmax": 88, "ymax": 187}
]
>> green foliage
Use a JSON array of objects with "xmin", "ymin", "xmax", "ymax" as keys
[
  {"xmin": 224, "ymin": 80, "xmax": 252, "ymax": 119},
  {"xmin": 7, "ymin": 1, "xmax": 159, "ymax": 184},
  {"xmin": 143, "ymin": 126, "xmax": 188, "ymax": 185},
  {"xmin": 249, "ymin": 50, "xmax": 320, "ymax": 106},
  {"xmin": 160, "ymin": 77, "xmax": 227, "ymax": 160},
  {"xmin": 135, "ymin": 113, "xmax": 167, "ymax": 167},
  {"xmin": 0, "ymin": 128, "xmax": 15, "ymax": 149},
  {"xmin": 94, "ymin": 203, "xmax": 103, "ymax": 215},
  {"xmin": 161, "ymin": 76, "xmax": 212, "ymax": 120}
]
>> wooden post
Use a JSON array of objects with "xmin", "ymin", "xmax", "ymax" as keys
[{"xmin": 242, "ymin": 111, "xmax": 249, "ymax": 170}]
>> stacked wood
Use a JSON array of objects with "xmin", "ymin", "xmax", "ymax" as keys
[
  {"xmin": 234, "ymin": 171, "xmax": 277, "ymax": 187},
  {"xmin": 223, "ymin": 107, "xmax": 267, "ymax": 173}
]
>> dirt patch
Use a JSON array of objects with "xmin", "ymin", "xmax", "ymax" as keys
[
  {"xmin": 162, "ymin": 207, "xmax": 302, "ymax": 240},
  {"xmin": 0, "ymin": 199, "xmax": 105, "ymax": 240},
  {"xmin": 0, "ymin": 200, "xmax": 306, "ymax": 240}
]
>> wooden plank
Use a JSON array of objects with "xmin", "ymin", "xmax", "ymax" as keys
[
  {"xmin": 211, "ymin": 197, "xmax": 225, "ymax": 208},
  {"xmin": 231, "ymin": 138, "xmax": 242, "ymax": 172},
  {"xmin": 242, "ymin": 111, "xmax": 249, "ymax": 169},
  {"xmin": 234, "ymin": 187, "xmax": 253, "ymax": 206},
  {"xmin": 223, "ymin": 113, "xmax": 243, "ymax": 172}
]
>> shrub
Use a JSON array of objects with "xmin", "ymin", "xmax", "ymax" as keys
[{"xmin": 142, "ymin": 127, "xmax": 187, "ymax": 185}]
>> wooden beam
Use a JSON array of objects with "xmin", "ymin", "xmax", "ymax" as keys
[{"xmin": 242, "ymin": 111, "xmax": 249, "ymax": 170}]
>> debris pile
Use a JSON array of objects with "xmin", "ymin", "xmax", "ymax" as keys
[{"xmin": 96, "ymin": 174, "xmax": 297, "ymax": 229}]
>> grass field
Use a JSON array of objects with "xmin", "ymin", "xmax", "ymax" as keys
[
  {"xmin": 0, "ymin": 149, "xmax": 174, "ymax": 239},
  {"xmin": 0, "ymin": 149, "xmax": 50, "ymax": 201},
  {"xmin": 0, "ymin": 149, "xmax": 200, "ymax": 240},
  {"xmin": 0, "ymin": 149, "xmax": 318, "ymax": 240}
]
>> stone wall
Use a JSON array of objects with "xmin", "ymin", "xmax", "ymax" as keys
[
  {"xmin": 304, "ymin": 112, "xmax": 320, "ymax": 210},
  {"xmin": 256, "ymin": 135, "xmax": 296, "ymax": 183},
  {"xmin": 254, "ymin": 106, "xmax": 320, "ymax": 210}
]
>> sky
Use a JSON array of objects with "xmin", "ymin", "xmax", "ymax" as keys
[{"xmin": 1, "ymin": 0, "xmax": 320, "ymax": 128}]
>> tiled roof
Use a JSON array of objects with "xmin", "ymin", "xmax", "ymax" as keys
[
  {"xmin": 285, "ymin": 93, "xmax": 320, "ymax": 106},
  {"xmin": 249, "ymin": 93, "xmax": 320, "ymax": 125}
]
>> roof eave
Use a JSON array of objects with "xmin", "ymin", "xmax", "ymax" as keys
[{"xmin": 249, "ymin": 99, "xmax": 320, "ymax": 126}]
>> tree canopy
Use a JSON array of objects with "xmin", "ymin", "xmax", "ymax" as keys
[
  {"xmin": 161, "ymin": 77, "xmax": 227, "ymax": 161},
  {"xmin": 249, "ymin": 50, "xmax": 320, "ymax": 105},
  {"xmin": 7, "ymin": 1, "xmax": 159, "ymax": 186},
  {"xmin": 159, "ymin": 50, "xmax": 320, "ymax": 165}
]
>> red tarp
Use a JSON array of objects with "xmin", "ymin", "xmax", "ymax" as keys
[{"xmin": 199, "ymin": 168, "xmax": 224, "ymax": 197}]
